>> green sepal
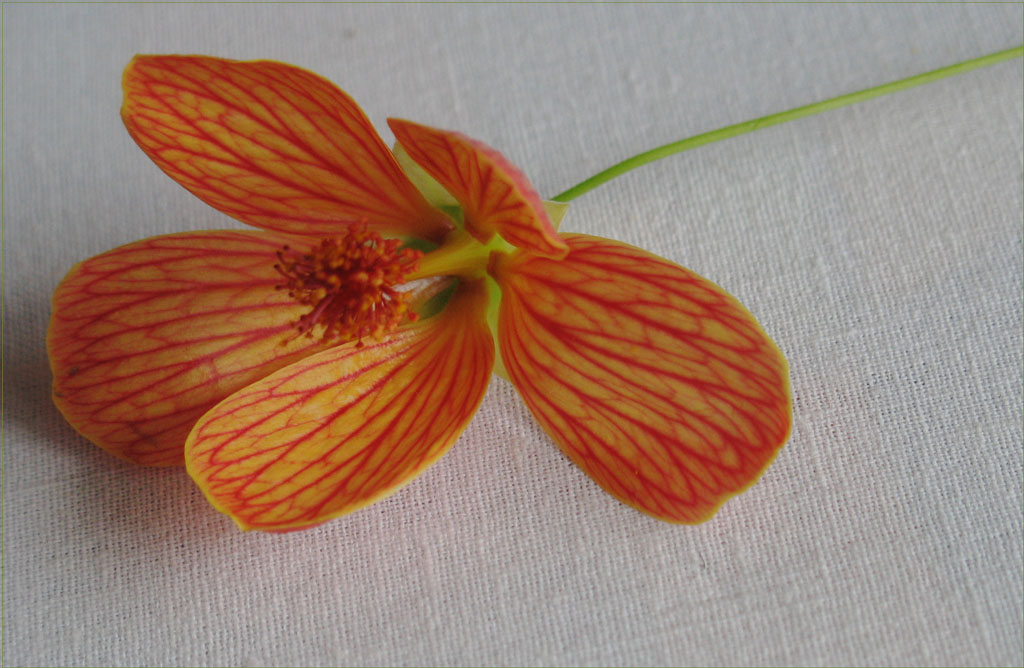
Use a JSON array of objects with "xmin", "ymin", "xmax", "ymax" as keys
[
  {"xmin": 542, "ymin": 200, "xmax": 569, "ymax": 231},
  {"xmin": 394, "ymin": 142, "xmax": 458, "ymax": 209},
  {"xmin": 484, "ymin": 274, "xmax": 509, "ymax": 382}
]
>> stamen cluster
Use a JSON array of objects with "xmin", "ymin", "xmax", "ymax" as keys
[{"xmin": 275, "ymin": 224, "xmax": 424, "ymax": 345}]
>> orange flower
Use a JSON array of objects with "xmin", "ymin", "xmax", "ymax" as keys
[{"xmin": 48, "ymin": 55, "xmax": 791, "ymax": 531}]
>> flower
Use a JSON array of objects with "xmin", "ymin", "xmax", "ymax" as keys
[{"xmin": 48, "ymin": 55, "xmax": 791, "ymax": 532}]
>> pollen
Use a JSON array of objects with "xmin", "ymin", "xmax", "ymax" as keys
[{"xmin": 275, "ymin": 223, "xmax": 424, "ymax": 345}]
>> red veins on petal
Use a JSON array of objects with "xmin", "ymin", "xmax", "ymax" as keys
[
  {"xmin": 47, "ymin": 230, "xmax": 329, "ymax": 467},
  {"xmin": 492, "ymin": 234, "xmax": 791, "ymax": 523},
  {"xmin": 388, "ymin": 118, "xmax": 568, "ymax": 258},
  {"xmin": 121, "ymin": 55, "xmax": 451, "ymax": 240},
  {"xmin": 185, "ymin": 280, "xmax": 495, "ymax": 532}
]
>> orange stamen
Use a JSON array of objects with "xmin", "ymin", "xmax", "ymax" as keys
[{"xmin": 275, "ymin": 224, "xmax": 423, "ymax": 345}]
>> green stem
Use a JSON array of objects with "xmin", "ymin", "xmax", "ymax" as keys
[{"xmin": 552, "ymin": 45, "xmax": 1023, "ymax": 203}]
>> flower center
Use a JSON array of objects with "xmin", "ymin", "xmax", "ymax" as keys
[{"xmin": 275, "ymin": 224, "xmax": 424, "ymax": 345}]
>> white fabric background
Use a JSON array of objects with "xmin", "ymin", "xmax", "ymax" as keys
[{"xmin": 3, "ymin": 4, "xmax": 1022, "ymax": 667}]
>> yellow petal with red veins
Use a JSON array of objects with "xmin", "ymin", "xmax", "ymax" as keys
[
  {"xmin": 122, "ymin": 55, "xmax": 451, "ymax": 241},
  {"xmin": 492, "ymin": 234, "xmax": 791, "ymax": 523},
  {"xmin": 393, "ymin": 141, "xmax": 571, "ymax": 231},
  {"xmin": 185, "ymin": 280, "xmax": 494, "ymax": 532},
  {"xmin": 48, "ymin": 230, "xmax": 328, "ymax": 467},
  {"xmin": 388, "ymin": 119, "xmax": 568, "ymax": 258}
]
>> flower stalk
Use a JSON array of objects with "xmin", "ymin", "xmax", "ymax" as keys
[{"xmin": 553, "ymin": 45, "xmax": 1024, "ymax": 203}]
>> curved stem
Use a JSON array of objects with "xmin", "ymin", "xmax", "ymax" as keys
[{"xmin": 552, "ymin": 45, "xmax": 1023, "ymax": 203}]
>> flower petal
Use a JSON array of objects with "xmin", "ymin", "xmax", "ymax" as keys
[
  {"xmin": 388, "ymin": 119, "xmax": 568, "ymax": 258},
  {"xmin": 492, "ymin": 235, "xmax": 791, "ymax": 523},
  {"xmin": 48, "ymin": 230, "xmax": 329, "ymax": 467},
  {"xmin": 393, "ymin": 141, "xmax": 571, "ymax": 231},
  {"xmin": 122, "ymin": 55, "xmax": 451, "ymax": 240},
  {"xmin": 185, "ymin": 280, "xmax": 494, "ymax": 531}
]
